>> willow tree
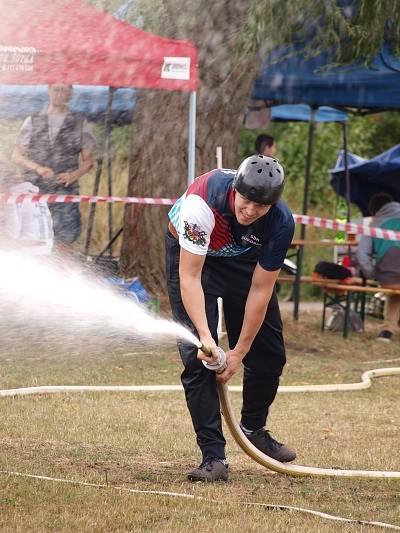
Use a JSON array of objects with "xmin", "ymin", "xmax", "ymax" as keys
[
  {"xmin": 93, "ymin": 0, "xmax": 400, "ymax": 293},
  {"xmin": 115, "ymin": 1, "xmax": 258, "ymax": 293}
]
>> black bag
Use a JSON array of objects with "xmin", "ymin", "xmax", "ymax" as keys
[{"xmin": 314, "ymin": 261, "xmax": 352, "ymax": 280}]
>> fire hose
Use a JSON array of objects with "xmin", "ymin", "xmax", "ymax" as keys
[
  {"xmin": 0, "ymin": 348, "xmax": 399, "ymax": 479},
  {"xmin": 199, "ymin": 344, "xmax": 400, "ymax": 479}
]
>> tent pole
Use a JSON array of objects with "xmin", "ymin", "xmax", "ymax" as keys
[
  {"xmin": 293, "ymin": 108, "xmax": 316, "ymax": 320},
  {"xmin": 94, "ymin": 226, "xmax": 123, "ymax": 261},
  {"xmin": 188, "ymin": 91, "xmax": 196, "ymax": 185},
  {"xmin": 107, "ymin": 131, "xmax": 113, "ymax": 256},
  {"xmin": 84, "ymin": 86, "xmax": 116, "ymax": 257},
  {"xmin": 342, "ymin": 121, "xmax": 351, "ymax": 222},
  {"xmin": 342, "ymin": 119, "xmax": 354, "ymax": 271}
]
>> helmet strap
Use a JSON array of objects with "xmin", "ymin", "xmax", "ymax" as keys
[{"xmin": 229, "ymin": 187, "xmax": 236, "ymax": 213}]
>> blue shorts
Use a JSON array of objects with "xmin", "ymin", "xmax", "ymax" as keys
[{"xmin": 49, "ymin": 203, "xmax": 82, "ymax": 243}]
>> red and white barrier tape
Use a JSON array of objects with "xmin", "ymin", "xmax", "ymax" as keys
[
  {"xmin": 0, "ymin": 193, "xmax": 175, "ymax": 206},
  {"xmin": 292, "ymin": 214, "xmax": 400, "ymax": 242},
  {"xmin": 1, "ymin": 193, "xmax": 400, "ymax": 242}
]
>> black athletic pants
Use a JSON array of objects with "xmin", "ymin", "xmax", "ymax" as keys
[{"xmin": 165, "ymin": 231, "xmax": 286, "ymax": 461}]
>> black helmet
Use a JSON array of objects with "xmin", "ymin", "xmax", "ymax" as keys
[{"xmin": 233, "ymin": 154, "xmax": 285, "ymax": 205}]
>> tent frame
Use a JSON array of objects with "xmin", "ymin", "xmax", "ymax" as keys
[
  {"xmin": 292, "ymin": 114, "xmax": 351, "ymax": 320},
  {"xmin": 85, "ymin": 86, "xmax": 197, "ymax": 256},
  {"xmin": 267, "ymin": 106, "xmax": 351, "ymax": 320}
]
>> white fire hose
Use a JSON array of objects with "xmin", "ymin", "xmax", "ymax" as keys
[
  {"xmin": 200, "ymin": 345, "xmax": 400, "ymax": 479},
  {"xmin": 1, "ymin": 348, "xmax": 399, "ymax": 479}
]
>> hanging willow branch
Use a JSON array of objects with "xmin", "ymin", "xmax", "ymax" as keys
[
  {"xmin": 91, "ymin": 0, "xmax": 400, "ymax": 67},
  {"xmin": 240, "ymin": 0, "xmax": 400, "ymax": 64}
]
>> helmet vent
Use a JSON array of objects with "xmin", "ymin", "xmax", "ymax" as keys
[
  {"xmin": 269, "ymin": 172, "xmax": 273, "ymax": 177},
  {"xmin": 257, "ymin": 168, "xmax": 263, "ymax": 174},
  {"xmin": 251, "ymin": 161, "xmax": 257, "ymax": 165}
]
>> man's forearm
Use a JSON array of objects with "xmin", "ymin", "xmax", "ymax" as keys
[
  {"xmin": 70, "ymin": 158, "xmax": 93, "ymax": 180},
  {"xmin": 12, "ymin": 147, "xmax": 40, "ymax": 173},
  {"xmin": 180, "ymin": 276, "xmax": 210, "ymax": 338}
]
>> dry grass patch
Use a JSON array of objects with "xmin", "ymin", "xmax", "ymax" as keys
[{"xmin": 0, "ymin": 309, "xmax": 399, "ymax": 531}]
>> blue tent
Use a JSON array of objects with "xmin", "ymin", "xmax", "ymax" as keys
[
  {"xmin": 0, "ymin": 85, "xmax": 135, "ymax": 123},
  {"xmin": 253, "ymin": 43, "xmax": 400, "ymax": 111},
  {"xmin": 2, "ymin": 87, "xmax": 348, "ymax": 125},
  {"xmin": 330, "ymin": 145, "xmax": 400, "ymax": 215},
  {"xmin": 244, "ymin": 101, "xmax": 347, "ymax": 127},
  {"xmin": 270, "ymin": 104, "xmax": 347, "ymax": 122},
  {"xmin": 248, "ymin": 37, "xmax": 400, "ymax": 318}
]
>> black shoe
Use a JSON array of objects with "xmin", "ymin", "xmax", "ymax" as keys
[
  {"xmin": 376, "ymin": 330, "xmax": 393, "ymax": 342},
  {"xmin": 246, "ymin": 428, "xmax": 296, "ymax": 462},
  {"xmin": 187, "ymin": 458, "xmax": 229, "ymax": 482}
]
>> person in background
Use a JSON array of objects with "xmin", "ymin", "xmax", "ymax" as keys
[
  {"xmin": 165, "ymin": 154, "xmax": 296, "ymax": 482},
  {"xmin": 12, "ymin": 84, "xmax": 96, "ymax": 256},
  {"xmin": 356, "ymin": 193, "xmax": 400, "ymax": 342},
  {"xmin": 255, "ymin": 134, "xmax": 276, "ymax": 157}
]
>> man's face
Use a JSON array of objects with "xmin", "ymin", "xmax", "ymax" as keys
[
  {"xmin": 48, "ymin": 84, "xmax": 72, "ymax": 105},
  {"xmin": 234, "ymin": 192, "xmax": 271, "ymax": 225},
  {"xmin": 262, "ymin": 142, "xmax": 276, "ymax": 157}
]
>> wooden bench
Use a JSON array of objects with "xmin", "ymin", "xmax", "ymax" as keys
[
  {"xmin": 278, "ymin": 275, "xmax": 313, "ymax": 284},
  {"xmin": 313, "ymin": 281, "xmax": 400, "ymax": 338},
  {"xmin": 290, "ymin": 239, "xmax": 358, "ymax": 248},
  {"xmin": 278, "ymin": 275, "xmax": 376, "ymax": 285}
]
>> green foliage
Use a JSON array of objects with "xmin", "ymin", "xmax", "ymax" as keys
[
  {"xmin": 239, "ymin": 110, "xmax": 400, "ymax": 217},
  {"xmin": 245, "ymin": 0, "xmax": 400, "ymax": 64},
  {"xmin": 110, "ymin": 124, "xmax": 131, "ymax": 164}
]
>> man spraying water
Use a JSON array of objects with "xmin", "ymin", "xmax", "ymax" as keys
[{"xmin": 165, "ymin": 154, "xmax": 296, "ymax": 482}]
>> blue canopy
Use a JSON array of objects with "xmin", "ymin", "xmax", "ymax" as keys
[
  {"xmin": 271, "ymin": 104, "xmax": 347, "ymax": 122},
  {"xmin": 3, "ymin": 87, "xmax": 348, "ymax": 126},
  {"xmin": 253, "ymin": 42, "xmax": 400, "ymax": 111},
  {"xmin": 330, "ymin": 145, "xmax": 400, "ymax": 215},
  {"xmin": 243, "ymin": 102, "xmax": 347, "ymax": 129},
  {"xmin": 0, "ymin": 85, "xmax": 135, "ymax": 123}
]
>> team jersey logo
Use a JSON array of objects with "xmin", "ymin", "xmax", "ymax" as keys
[{"xmin": 183, "ymin": 220, "xmax": 207, "ymax": 246}]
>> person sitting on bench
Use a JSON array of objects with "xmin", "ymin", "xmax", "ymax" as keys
[{"xmin": 356, "ymin": 193, "xmax": 400, "ymax": 342}]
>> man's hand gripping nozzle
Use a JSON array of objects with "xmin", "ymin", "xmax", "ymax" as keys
[{"xmin": 199, "ymin": 344, "xmax": 227, "ymax": 374}]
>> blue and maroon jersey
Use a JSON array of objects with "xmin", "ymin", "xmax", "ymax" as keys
[{"xmin": 168, "ymin": 168, "xmax": 294, "ymax": 271}]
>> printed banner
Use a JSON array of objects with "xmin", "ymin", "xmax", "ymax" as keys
[{"xmin": 0, "ymin": 45, "xmax": 36, "ymax": 73}]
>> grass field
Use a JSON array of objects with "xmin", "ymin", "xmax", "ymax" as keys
[{"xmin": 0, "ymin": 306, "xmax": 399, "ymax": 532}]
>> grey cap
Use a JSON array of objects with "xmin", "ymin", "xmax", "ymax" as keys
[{"xmin": 233, "ymin": 154, "xmax": 285, "ymax": 205}]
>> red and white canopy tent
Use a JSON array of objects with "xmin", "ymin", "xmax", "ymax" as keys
[
  {"xmin": 0, "ymin": 0, "xmax": 198, "ymax": 251},
  {"xmin": 0, "ymin": 0, "xmax": 197, "ymax": 88}
]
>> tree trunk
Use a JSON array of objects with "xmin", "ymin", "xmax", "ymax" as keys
[{"xmin": 120, "ymin": 1, "xmax": 258, "ymax": 295}]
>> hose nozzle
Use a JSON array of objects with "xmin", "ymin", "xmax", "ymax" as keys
[
  {"xmin": 199, "ymin": 344, "xmax": 212, "ymax": 357},
  {"xmin": 199, "ymin": 344, "xmax": 227, "ymax": 374}
]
